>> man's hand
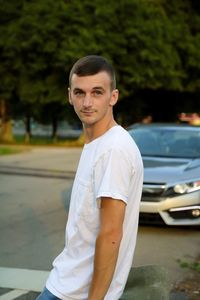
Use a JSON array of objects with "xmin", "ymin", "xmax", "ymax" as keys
[{"xmin": 88, "ymin": 197, "xmax": 126, "ymax": 300}]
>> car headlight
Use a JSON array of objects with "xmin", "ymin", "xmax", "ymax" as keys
[{"xmin": 174, "ymin": 181, "xmax": 200, "ymax": 194}]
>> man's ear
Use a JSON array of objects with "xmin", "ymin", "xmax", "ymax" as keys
[
  {"xmin": 68, "ymin": 87, "xmax": 73, "ymax": 105},
  {"xmin": 109, "ymin": 89, "xmax": 119, "ymax": 107}
]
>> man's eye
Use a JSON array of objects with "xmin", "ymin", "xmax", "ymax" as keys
[
  {"xmin": 74, "ymin": 91, "xmax": 83, "ymax": 96},
  {"xmin": 93, "ymin": 90, "xmax": 103, "ymax": 96}
]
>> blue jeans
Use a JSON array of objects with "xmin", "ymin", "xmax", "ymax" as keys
[{"xmin": 36, "ymin": 287, "xmax": 61, "ymax": 300}]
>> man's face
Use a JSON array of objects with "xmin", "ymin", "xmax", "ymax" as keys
[{"xmin": 68, "ymin": 71, "xmax": 118, "ymax": 128}]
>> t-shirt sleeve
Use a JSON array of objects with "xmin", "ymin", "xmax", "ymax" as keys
[{"xmin": 93, "ymin": 148, "xmax": 134, "ymax": 205}]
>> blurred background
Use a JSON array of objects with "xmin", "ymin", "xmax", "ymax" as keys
[
  {"xmin": 0, "ymin": 2, "xmax": 200, "ymax": 299},
  {"xmin": 0, "ymin": 0, "xmax": 200, "ymax": 144}
]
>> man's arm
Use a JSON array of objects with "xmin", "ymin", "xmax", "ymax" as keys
[{"xmin": 88, "ymin": 197, "xmax": 126, "ymax": 300}]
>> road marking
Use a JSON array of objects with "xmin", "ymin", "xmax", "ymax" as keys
[
  {"xmin": 0, "ymin": 267, "xmax": 49, "ymax": 292},
  {"xmin": 0, "ymin": 289, "xmax": 29, "ymax": 300}
]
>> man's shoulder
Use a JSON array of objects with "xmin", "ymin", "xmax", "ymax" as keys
[
  {"xmin": 96, "ymin": 126, "xmax": 141, "ymax": 160},
  {"xmin": 104, "ymin": 126, "xmax": 138, "ymax": 151},
  {"xmin": 101, "ymin": 125, "xmax": 132, "ymax": 144}
]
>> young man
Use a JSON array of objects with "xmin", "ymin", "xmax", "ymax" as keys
[{"xmin": 37, "ymin": 55, "xmax": 143, "ymax": 300}]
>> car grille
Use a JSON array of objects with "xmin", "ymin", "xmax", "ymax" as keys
[
  {"xmin": 139, "ymin": 213, "xmax": 165, "ymax": 225},
  {"xmin": 142, "ymin": 183, "xmax": 166, "ymax": 201}
]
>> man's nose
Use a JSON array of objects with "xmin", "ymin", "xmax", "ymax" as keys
[{"xmin": 83, "ymin": 94, "xmax": 93, "ymax": 108}]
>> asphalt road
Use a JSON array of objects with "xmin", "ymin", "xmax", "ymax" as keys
[{"xmin": 0, "ymin": 146, "xmax": 199, "ymax": 292}]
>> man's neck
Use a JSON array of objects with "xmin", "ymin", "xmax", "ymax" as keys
[{"xmin": 83, "ymin": 119, "xmax": 118, "ymax": 144}]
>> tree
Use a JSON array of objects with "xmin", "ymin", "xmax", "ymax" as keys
[
  {"xmin": 0, "ymin": 0, "xmax": 199, "ymax": 135},
  {"xmin": 0, "ymin": 0, "xmax": 24, "ymax": 141}
]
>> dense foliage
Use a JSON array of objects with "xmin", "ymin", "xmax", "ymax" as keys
[{"xmin": 0, "ymin": 0, "xmax": 200, "ymax": 139}]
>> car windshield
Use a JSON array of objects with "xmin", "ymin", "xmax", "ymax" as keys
[{"xmin": 128, "ymin": 127, "xmax": 200, "ymax": 158}]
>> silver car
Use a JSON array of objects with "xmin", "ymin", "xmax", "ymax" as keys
[{"xmin": 128, "ymin": 124, "xmax": 200, "ymax": 226}]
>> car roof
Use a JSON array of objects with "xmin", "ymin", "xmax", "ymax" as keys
[{"xmin": 128, "ymin": 123, "xmax": 200, "ymax": 131}]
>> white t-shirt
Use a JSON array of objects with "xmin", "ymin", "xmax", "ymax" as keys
[{"xmin": 46, "ymin": 125, "xmax": 143, "ymax": 300}]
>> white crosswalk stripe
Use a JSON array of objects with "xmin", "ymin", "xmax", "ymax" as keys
[
  {"xmin": 0, "ymin": 289, "xmax": 29, "ymax": 300},
  {"xmin": 0, "ymin": 267, "xmax": 49, "ymax": 299},
  {"xmin": 0, "ymin": 267, "xmax": 49, "ymax": 292}
]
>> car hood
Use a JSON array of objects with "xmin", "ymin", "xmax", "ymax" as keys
[{"xmin": 143, "ymin": 156, "xmax": 200, "ymax": 185}]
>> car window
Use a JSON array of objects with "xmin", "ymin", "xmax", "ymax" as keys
[{"xmin": 129, "ymin": 128, "xmax": 200, "ymax": 158}]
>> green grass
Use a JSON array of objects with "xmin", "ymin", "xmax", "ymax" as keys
[
  {"xmin": 0, "ymin": 135, "xmax": 84, "ymax": 149},
  {"xmin": 0, "ymin": 137, "xmax": 83, "ymax": 155},
  {"xmin": 177, "ymin": 258, "xmax": 200, "ymax": 273},
  {"xmin": 0, "ymin": 147, "xmax": 22, "ymax": 155},
  {"xmin": 15, "ymin": 136, "xmax": 83, "ymax": 147}
]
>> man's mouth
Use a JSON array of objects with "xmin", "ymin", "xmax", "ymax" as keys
[{"xmin": 81, "ymin": 110, "xmax": 96, "ymax": 114}]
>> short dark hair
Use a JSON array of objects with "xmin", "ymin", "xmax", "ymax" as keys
[{"xmin": 69, "ymin": 55, "xmax": 116, "ymax": 90}]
